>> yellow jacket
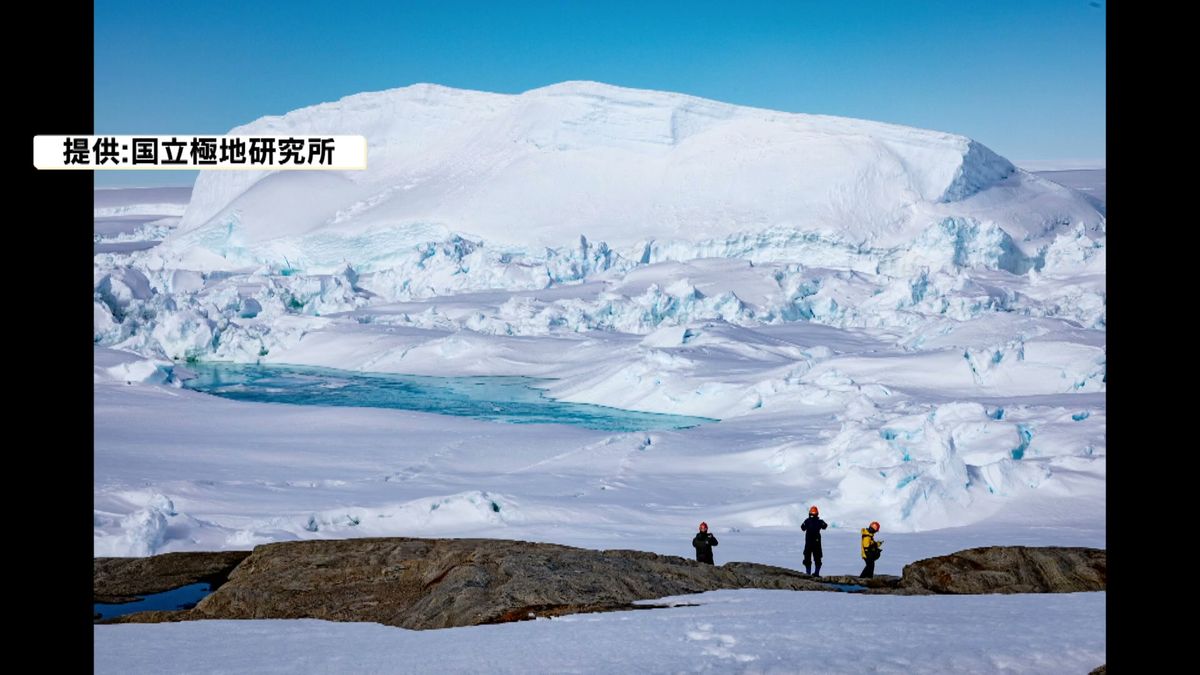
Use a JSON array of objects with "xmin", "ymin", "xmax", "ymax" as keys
[{"xmin": 861, "ymin": 528, "xmax": 882, "ymax": 559}]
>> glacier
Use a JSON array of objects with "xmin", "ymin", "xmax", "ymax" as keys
[{"xmin": 93, "ymin": 82, "xmax": 1104, "ymax": 570}]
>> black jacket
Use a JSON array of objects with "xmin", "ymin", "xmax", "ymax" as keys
[
  {"xmin": 692, "ymin": 531, "xmax": 719, "ymax": 563},
  {"xmin": 801, "ymin": 515, "xmax": 827, "ymax": 543}
]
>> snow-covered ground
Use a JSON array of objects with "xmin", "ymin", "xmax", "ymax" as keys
[
  {"xmin": 1034, "ymin": 170, "xmax": 1106, "ymax": 212},
  {"xmin": 94, "ymin": 81, "xmax": 1104, "ymax": 670},
  {"xmin": 95, "ymin": 590, "xmax": 1106, "ymax": 674},
  {"xmin": 93, "ymin": 186, "xmax": 191, "ymax": 217},
  {"xmin": 94, "ymin": 353, "xmax": 1103, "ymax": 562}
]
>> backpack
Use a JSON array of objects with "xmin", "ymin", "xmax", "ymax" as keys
[{"xmin": 865, "ymin": 542, "xmax": 881, "ymax": 561}]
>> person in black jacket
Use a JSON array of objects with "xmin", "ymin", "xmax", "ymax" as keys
[
  {"xmin": 801, "ymin": 505, "xmax": 828, "ymax": 576},
  {"xmin": 692, "ymin": 521, "xmax": 718, "ymax": 564}
]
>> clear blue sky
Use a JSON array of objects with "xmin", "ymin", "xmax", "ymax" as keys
[{"xmin": 95, "ymin": 0, "xmax": 1105, "ymax": 187}]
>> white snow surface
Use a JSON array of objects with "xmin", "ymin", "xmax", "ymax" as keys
[
  {"xmin": 94, "ymin": 359, "xmax": 1104, "ymax": 557},
  {"xmin": 94, "ymin": 83, "xmax": 1105, "ymax": 554},
  {"xmin": 94, "ymin": 186, "xmax": 191, "ymax": 217},
  {"xmin": 93, "ymin": 82, "xmax": 1104, "ymax": 668},
  {"xmin": 162, "ymin": 81, "xmax": 1101, "ymax": 274},
  {"xmin": 95, "ymin": 591, "xmax": 1105, "ymax": 674},
  {"xmin": 1016, "ymin": 159, "xmax": 1106, "ymax": 171}
]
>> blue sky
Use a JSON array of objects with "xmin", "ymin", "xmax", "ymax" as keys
[{"xmin": 95, "ymin": 1, "xmax": 1105, "ymax": 187}]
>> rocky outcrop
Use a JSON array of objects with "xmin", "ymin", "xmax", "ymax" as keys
[
  {"xmin": 188, "ymin": 538, "xmax": 840, "ymax": 629},
  {"xmin": 94, "ymin": 551, "xmax": 250, "ymax": 603},
  {"xmin": 801, "ymin": 574, "xmax": 910, "ymax": 593},
  {"xmin": 94, "ymin": 539, "xmax": 1105, "ymax": 629},
  {"xmin": 107, "ymin": 609, "xmax": 191, "ymax": 624},
  {"xmin": 900, "ymin": 546, "xmax": 1106, "ymax": 594}
]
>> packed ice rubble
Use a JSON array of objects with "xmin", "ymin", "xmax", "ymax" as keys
[
  {"xmin": 94, "ymin": 81, "xmax": 1104, "ymax": 552},
  {"xmin": 93, "ymin": 241, "xmax": 1105, "ymax": 363}
]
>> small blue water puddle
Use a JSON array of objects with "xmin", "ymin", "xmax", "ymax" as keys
[
  {"xmin": 94, "ymin": 583, "xmax": 212, "ymax": 620},
  {"xmin": 825, "ymin": 583, "xmax": 868, "ymax": 593},
  {"xmin": 182, "ymin": 363, "xmax": 717, "ymax": 432}
]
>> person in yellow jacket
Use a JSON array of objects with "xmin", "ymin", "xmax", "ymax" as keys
[{"xmin": 860, "ymin": 521, "xmax": 883, "ymax": 578}]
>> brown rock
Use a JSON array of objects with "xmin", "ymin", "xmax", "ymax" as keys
[
  {"xmin": 94, "ymin": 551, "xmax": 250, "ymax": 603},
  {"xmin": 106, "ymin": 609, "xmax": 192, "ymax": 624},
  {"xmin": 900, "ymin": 546, "xmax": 1106, "ymax": 594},
  {"xmin": 808, "ymin": 574, "xmax": 902, "ymax": 590},
  {"xmin": 189, "ymin": 538, "xmax": 837, "ymax": 629},
  {"xmin": 93, "ymin": 540, "xmax": 1107, "ymax": 630}
]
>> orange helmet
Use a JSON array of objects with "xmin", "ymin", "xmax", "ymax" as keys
[
  {"xmin": 809, "ymin": 506, "xmax": 819, "ymax": 515},
  {"xmin": 869, "ymin": 521, "xmax": 881, "ymax": 531},
  {"xmin": 699, "ymin": 521, "xmax": 708, "ymax": 531}
]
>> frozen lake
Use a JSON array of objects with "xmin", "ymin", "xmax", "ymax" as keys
[{"xmin": 184, "ymin": 363, "xmax": 716, "ymax": 432}]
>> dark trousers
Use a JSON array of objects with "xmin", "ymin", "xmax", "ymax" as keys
[
  {"xmin": 860, "ymin": 558, "xmax": 875, "ymax": 578},
  {"xmin": 803, "ymin": 543, "xmax": 822, "ymax": 569}
]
